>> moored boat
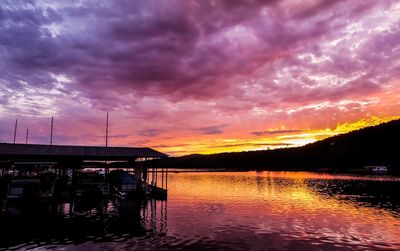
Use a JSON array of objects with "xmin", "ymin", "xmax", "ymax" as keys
[
  {"xmin": 108, "ymin": 170, "xmax": 142, "ymax": 199},
  {"xmin": 364, "ymin": 165, "xmax": 388, "ymax": 174},
  {"xmin": 74, "ymin": 172, "xmax": 110, "ymax": 198},
  {"xmin": 7, "ymin": 172, "xmax": 58, "ymax": 204}
]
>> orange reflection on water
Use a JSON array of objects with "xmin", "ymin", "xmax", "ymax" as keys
[{"xmin": 167, "ymin": 172, "xmax": 400, "ymax": 249}]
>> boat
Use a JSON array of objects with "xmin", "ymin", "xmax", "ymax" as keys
[
  {"xmin": 7, "ymin": 172, "xmax": 58, "ymax": 204},
  {"xmin": 7, "ymin": 179, "xmax": 41, "ymax": 202},
  {"xmin": 74, "ymin": 172, "xmax": 110, "ymax": 198},
  {"xmin": 107, "ymin": 170, "xmax": 141, "ymax": 199},
  {"xmin": 148, "ymin": 184, "xmax": 167, "ymax": 200},
  {"xmin": 364, "ymin": 165, "xmax": 388, "ymax": 174}
]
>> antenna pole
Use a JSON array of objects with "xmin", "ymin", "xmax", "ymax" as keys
[
  {"xmin": 26, "ymin": 128, "xmax": 29, "ymax": 144},
  {"xmin": 50, "ymin": 116, "xmax": 53, "ymax": 145},
  {"xmin": 13, "ymin": 119, "xmax": 18, "ymax": 144},
  {"xmin": 106, "ymin": 112, "xmax": 109, "ymax": 147}
]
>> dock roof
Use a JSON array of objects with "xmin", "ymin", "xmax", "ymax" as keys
[{"xmin": 0, "ymin": 143, "xmax": 167, "ymax": 160}]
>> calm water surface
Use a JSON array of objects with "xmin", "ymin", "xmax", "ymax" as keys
[{"xmin": 1, "ymin": 171, "xmax": 400, "ymax": 250}]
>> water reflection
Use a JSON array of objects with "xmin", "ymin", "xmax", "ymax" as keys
[
  {"xmin": 167, "ymin": 172, "xmax": 400, "ymax": 250},
  {"xmin": 306, "ymin": 178, "xmax": 400, "ymax": 211},
  {"xmin": 0, "ymin": 198, "xmax": 167, "ymax": 250},
  {"xmin": 1, "ymin": 171, "xmax": 400, "ymax": 250}
]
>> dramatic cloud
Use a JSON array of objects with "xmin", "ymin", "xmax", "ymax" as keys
[
  {"xmin": 195, "ymin": 125, "xmax": 226, "ymax": 135},
  {"xmin": 1, "ymin": 0, "xmax": 400, "ymax": 155},
  {"xmin": 138, "ymin": 129, "xmax": 165, "ymax": 137},
  {"xmin": 251, "ymin": 130, "xmax": 303, "ymax": 136}
]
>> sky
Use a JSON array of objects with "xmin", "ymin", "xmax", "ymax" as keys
[{"xmin": 0, "ymin": 0, "xmax": 400, "ymax": 156}]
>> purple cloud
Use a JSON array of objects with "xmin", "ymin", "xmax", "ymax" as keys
[
  {"xmin": 195, "ymin": 125, "xmax": 226, "ymax": 135},
  {"xmin": 138, "ymin": 129, "xmax": 165, "ymax": 137}
]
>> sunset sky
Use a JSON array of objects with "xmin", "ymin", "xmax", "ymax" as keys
[{"xmin": 1, "ymin": 0, "xmax": 399, "ymax": 156}]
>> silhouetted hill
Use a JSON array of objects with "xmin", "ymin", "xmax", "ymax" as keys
[{"xmin": 166, "ymin": 119, "xmax": 400, "ymax": 173}]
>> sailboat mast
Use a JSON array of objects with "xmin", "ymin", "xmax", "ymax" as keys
[
  {"xmin": 50, "ymin": 116, "xmax": 53, "ymax": 145},
  {"xmin": 106, "ymin": 112, "xmax": 109, "ymax": 147},
  {"xmin": 13, "ymin": 119, "xmax": 18, "ymax": 144}
]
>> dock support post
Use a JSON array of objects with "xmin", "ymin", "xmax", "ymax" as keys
[
  {"xmin": 161, "ymin": 166, "xmax": 164, "ymax": 189},
  {"xmin": 152, "ymin": 167, "xmax": 154, "ymax": 186},
  {"xmin": 155, "ymin": 166, "xmax": 157, "ymax": 187}
]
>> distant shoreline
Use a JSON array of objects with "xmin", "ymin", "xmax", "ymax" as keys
[{"xmin": 167, "ymin": 167, "xmax": 399, "ymax": 176}]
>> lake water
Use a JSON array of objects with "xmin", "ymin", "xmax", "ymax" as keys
[{"xmin": 1, "ymin": 171, "xmax": 400, "ymax": 250}]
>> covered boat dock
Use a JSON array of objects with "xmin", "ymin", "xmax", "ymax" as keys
[{"xmin": 0, "ymin": 143, "xmax": 168, "ymax": 198}]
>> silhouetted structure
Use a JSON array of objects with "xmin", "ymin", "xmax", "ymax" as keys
[
  {"xmin": 0, "ymin": 143, "xmax": 167, "ymax": 161},
  {"xmin": 0, "ymin": 143, "xmax": 169, "ymax": 198}
]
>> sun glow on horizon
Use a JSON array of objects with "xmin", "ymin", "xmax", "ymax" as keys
[{"xmin": 154, "ymin": 116, "xmax": 400, "ymax": 156}]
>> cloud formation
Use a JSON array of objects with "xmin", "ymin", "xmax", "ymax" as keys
[
  {"xmin": 196, "ymin": 125, "xmax": 226, "ymax": 135},
  {"xmin": 251, "ymin": 130, "xmax": 303, "ymax": 136},
  {"xmin": 1, "ymin": 0, "xmax": 400, "ymax": 155}
]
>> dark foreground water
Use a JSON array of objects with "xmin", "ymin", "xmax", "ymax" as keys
[{"xmin": 1, "ymin": 172, "xmax": 400, "ymax": 250}]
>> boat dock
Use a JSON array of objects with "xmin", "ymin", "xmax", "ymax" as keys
[{"xmin": 0, "ymin": 143, "xmax": 168, "ymax": 210}]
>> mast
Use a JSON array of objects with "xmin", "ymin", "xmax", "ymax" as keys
[
  {"xmin": 50, "ymin": 116, "xmax": 53, "ymax": 145},
  {"xmin": 26, "ymin": 128, "xmax": 29, "ymax": 144},
  {"xmin": 106, "ymin": 112, "xmax": 109, "ymax": 147},
  {"xmin": 13, "ymin": 119, "xmax": 18, "ymax": 144}
]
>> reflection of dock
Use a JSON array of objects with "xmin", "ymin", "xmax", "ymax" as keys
[
  {"xmin": 144, "ymin": 199, "xmax": 168, "ymax": 236},
  {"xmin": 0, "ymin": 197, "xmax": 168, "ymax": 249},
  {"xmin": 0, "ymin": 143, "xmax": 169, "ymax": 208}
]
